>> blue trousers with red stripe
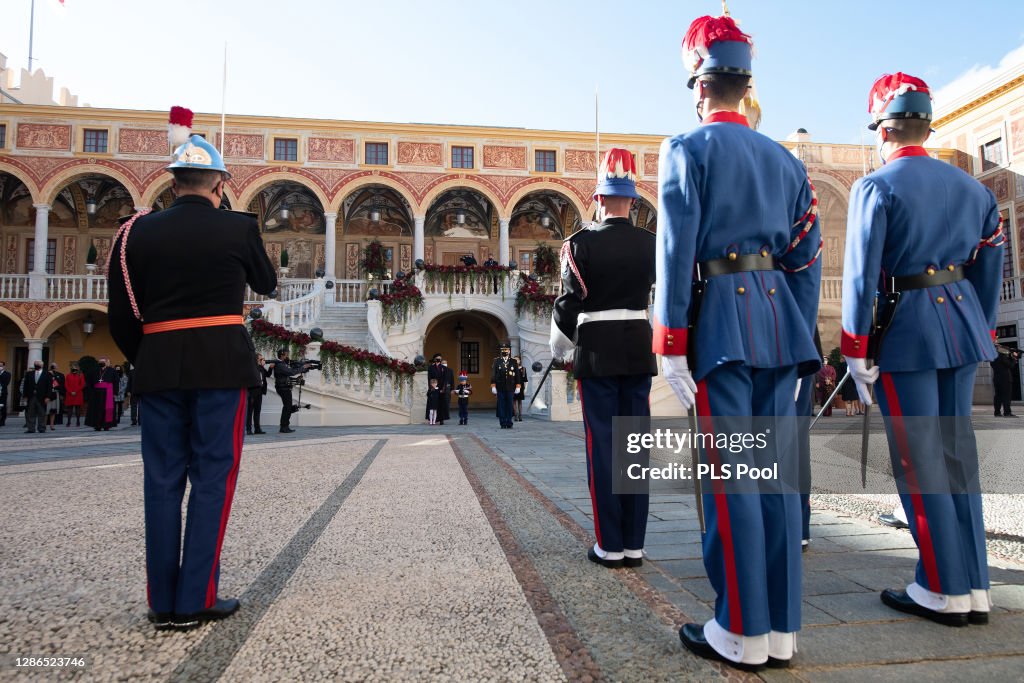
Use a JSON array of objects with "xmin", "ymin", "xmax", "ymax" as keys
[
  {"xmin": 875, "ymin": 366, "xmax": 989, "ymax": 596},
  {"xmin": 696, "ymin": 363, "xmax": 802, "ymax": 636},
  {"xmin": 141, "ymin": 388, "xmax": 247, "ymax": 614},
  {"xmin": 578, "ymin": 375, "xmax": 652, "ymax": 553}
]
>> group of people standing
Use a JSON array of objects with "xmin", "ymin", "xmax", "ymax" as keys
[
  {"xmin": 551, "ymin": 5, "xmax": 1005, "ymax": 671},
  {"xmin": 0, "ymin": 357, "xmax": 135, "ymax": 434},
  {"xmin": 423, "ymin": 347, "xmax": 530, "ymax": 428}
]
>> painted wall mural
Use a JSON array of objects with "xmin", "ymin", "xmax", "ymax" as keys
[
  {"xmin": 250, "ymin": 185, "xmax": 326, "ymax": 234},
  {"xmin": 343, "ymin": 187, "xmax": 413, "ymax": 237},
  {"xmin": 425, "ymin": 190, "xmax": 492, "ymax": 239}
]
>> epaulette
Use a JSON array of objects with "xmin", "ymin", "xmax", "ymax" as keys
[
  {"xmin": 117, "ymin": 213, "xmax": 138, "ymax": 226},
  {"xmin": 564, "ymin": 225, "xmax": 591, "ymax": 241}
]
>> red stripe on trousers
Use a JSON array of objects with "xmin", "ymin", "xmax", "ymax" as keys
[
  {"xmin": 880, "ymin": 373, "xmax": 942, "ymax": 592},
  {"xmin": 206, "ymin": 389, "xmax": 247, "ymax": 608},
  {"xmin": 577, "ymin": 380, "xmax": 603, "ymax": 549},
  {"xmin": 696, "ymin": 379, "xmax": 743, "ymax": 633}
]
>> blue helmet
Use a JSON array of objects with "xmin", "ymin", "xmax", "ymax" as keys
[
  {"xmin": 682, "ymin": 14, "xmax": 754, "ymax": 89},
  {"xmin": 593, "ymin": 148, "xmax": 640, "ymax": 200},
  {"xmin": 166, "ymin": 135, "xmax": 231, "ymax": 177},
  {"xmin": 867, "ymin": 73, "xmax": 933, "ymax": 131}
]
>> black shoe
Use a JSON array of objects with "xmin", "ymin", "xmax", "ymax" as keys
[
  {"xmin": 280, "ymin": 428, "xmax": 295, "ymax": 433},
  {"xmin": 880, "ymin": 589, "xmax": 968, "ymax": 627},
  {"xmin": 969, "ymin": 611, "xmax": 989, "ymax": 625},
  {"xmin": 254, "ymin": 429, "xmax": 266, "ymax": 434},
  {"xmin": 173, "ymin": 598, "xmax": 240, "ymax": 630},
  {"xmin": 623, "ymin": 556, "xmax": 643, "ymax": 568},
  {"xmin": 878, "ymin": 513, "xmax": 910, "ymax": 529},
  {"xmin": 766, "ymin": 656, "xmax": 791, "ymax": 668},
  {"xmin": 587, "ymin": 546, "xmax": 624, "ymax": 569},
  {"xmin": 1005, "ymin": 413, "xmax": 1018, "ymax": 418},
  {"xmin": 245, "ymin": 429, "xmax": 252, "ymax": 435},
  {"xmin": 678, "ymin": 623, "xmax": 764, "ymax": 672},
  {"xmin": 147, "ymin": 609, "xmax": 175, "ymax": 631}
]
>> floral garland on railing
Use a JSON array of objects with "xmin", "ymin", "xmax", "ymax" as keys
[
  {"xmin": 421, "ymin": 263, "xmax": 514, "ymax": 298},
  {"xmin": 360, "ymin": 239, "xmax": 389, "ymax": 281},
  {"xmin": 249, "ymin": 318, "xmax": 310, "ymax": 359},
  {"xmin": 378, "ymin": 273, "xmax": 424, "ymax": 331},
  {"xmin": 515, "ymin": 275, "xmax": 557, "ymax": 320},
  {"xmin": 248, "ymin": 319, "xmax": 417, "ymax": 398}
]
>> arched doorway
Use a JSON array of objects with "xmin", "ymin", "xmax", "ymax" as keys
[
  {"xmin": 423, "ymin": 310, "xmax": 510, "ymax": 410},
  {"xmin": 248, "ymin": 181, "xmax": 326, "ymax": 278}
]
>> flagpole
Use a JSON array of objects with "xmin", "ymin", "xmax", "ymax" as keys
[
  {"xmin": 219, "ymin": 42, "xmax": 227, "ymax": 156},
  {"xmin": 28, "ymin": 0, "xmax": 35, "ymax": 71},
  {"xmin": 595, "ymin": 85, "xmax": 600, "ymax": 182}
]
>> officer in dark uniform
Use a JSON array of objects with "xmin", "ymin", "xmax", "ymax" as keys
[
  {"xmin": 108, "ymin": 106, "xmax": 277, "ymax": 630},
  {"xmin": 991, "ymin": 347, "xmax": 1020, "ymax": 417},
  {"xmin": 490, "ymin": 342, "xmax": 520, "ymax": 428},
  {"xmin": 551, "ymin": 147, "xmax": 657, "ymax": 570}
]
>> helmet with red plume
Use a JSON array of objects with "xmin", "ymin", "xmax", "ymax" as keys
[
  {"xmin": 594, "ymin": 148, "xmax": 639, "ymax": 200},
  {"xmin": 867, "ymin": 72, "xmax": 933, "ymax": 130},
  {"xmin": 681, "ymin": 14, "xmax": 753, "ymax": 89}
]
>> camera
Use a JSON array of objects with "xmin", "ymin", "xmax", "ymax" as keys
[{"xmin": 459, "ymin": 254, "xmax": 478, "ymax": 267}]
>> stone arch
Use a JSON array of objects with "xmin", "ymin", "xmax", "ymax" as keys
[
  {"xmin": 330, "ymin": 175, "xmax": 418, "ymax": 216},
  {"xmin": 139, "ymin": 178, "xmax": 238, "ymax": 210},
  {"xmin": 418, "ymin": 178, "xmax": 505, "ymax": 219},
  {"xmin": 504, "ymin": 181, "xmax": 589, "ymax": 224},
  {"xmin": 236, "ymin": 172, "xmax": 329, "ymax": 213},
  {"xmin": 35, "ymin": 302, "xmax": 107, "ymax": 340},
  {"xmin": 41, "ymin": 164, "xmax": 142, "ymax": 208},
  {"xmin": 0, "ymin": 306, "xmax": 33, "ymax": 338},
  {"xmin": 0, "ymin": 161, "xmax": 42, "ymax": 203}
]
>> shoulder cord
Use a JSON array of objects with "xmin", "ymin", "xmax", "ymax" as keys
[
  {"xmin": 781, "ymin": 177, "xmax": 822, "ymax": 273},
  {"xmin": 110, "ymin": 208, "xmax": 152, "ymax": 321},
  {"xmin": 966, "ymin": 214, "xmax": 1006, "ymax": 266},
  {"xmin": 559, "ymin": 240, "xmax": 588, "ymax": 299}
]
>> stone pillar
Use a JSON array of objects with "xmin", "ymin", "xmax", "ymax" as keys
[
  {"xmin": 499, "ymin": 218, "xmax": 510, "ymax": 267},
  {"xmin": 25, "ymin": 339, "xmax": 45, "ymax": 366},
  {"xmin": 324, "ymin": 212, "xmax": 338, "ymax": 279},
  {"xmin": 29, "ymin": 204, "xmax": 51, "ymax": 299},
  {"xmin": 413, "ymin": 215, "xmax": 425, "ymax": 263}
]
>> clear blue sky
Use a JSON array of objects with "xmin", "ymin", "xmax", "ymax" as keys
[{"xmin": 2, "ymin": 1, "xmax": 1024, "ymax": 144}]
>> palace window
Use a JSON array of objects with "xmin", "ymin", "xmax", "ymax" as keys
[
  {"xmin": 980, "ymin": 136, "xmax": 1005, "ymax": 172},
  {"xmin": 1000, "ymin": 209, "xmax": 1014, "ymax": 280},
  {"xmin": 535, "ymin": 149, "xmax": 557, "ymax": 173},
  {"xmin": 83, "ymin": 129, "xmax": 108, "ymax": 154},
  {"xmin": 0, "ymin": 124, "xmax": 6, "ymax": 148},
  {"xmin": 452, "ymin": 146, "xmax": 474, "ymax": 169},
  {"xmin": 274, "ymin": 138, "xmax": 298, "ymax": 162},
  {"xmin": 26, "ymin": 238, "xmax": 57, "ymax": 274},
  {"xmin": 460, "ymin": 341, "xmax": 480, "ymax": 375},
  {"xmin": 365, "ymin": 142, "xmax": 389, "ymax": 166}
]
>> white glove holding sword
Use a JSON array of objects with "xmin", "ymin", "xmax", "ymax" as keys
[{"xmin": 844, "ymin": 356, "xmax": 879, "ymax": 406}]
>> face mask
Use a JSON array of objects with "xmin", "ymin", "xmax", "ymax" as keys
[{"xmin": 501, "ymin": 351, "xmax": 509, "ymax": 357}]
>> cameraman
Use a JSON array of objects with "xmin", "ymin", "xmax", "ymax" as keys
[
  {"xmin": 271, "ymin": 347, "xmax": 306, "ymax": 433},
  {"xmin": 460, "ymin": 254, "xmax": 477, "ymax": 267}
]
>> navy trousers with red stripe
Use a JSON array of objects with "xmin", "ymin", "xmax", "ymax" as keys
[
  {"xmin": 578, "ymin": 375, "xmax": 651, "ymax": 553},
  {"xmin": 875, "ymin": 366, "xmax": 989, "ymax": 597},
  {"xmin": 141, "ymin": 388, "xmax": 247, "ymax": 614},
  {"xmin": 696, "ymin": 363, "xmax": 802, "ymax": 636}
]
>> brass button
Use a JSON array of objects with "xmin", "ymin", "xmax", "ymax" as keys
[
  {"xmin": 737, "ymin": 287, "xmax": 746, "ymax": 294},
  {"xmin": 926, "ymin": 267, "xmax": 936, "ymax": 276},
  {"xmin": 936, "ymin": 296, "xmax": 945, "ymax": 304},
  {"xmin": 768, "ymin": 288, "xmax": 776, "ymax": 296},
  {"xmin": 666, "ymin": 334, "xmax": 675, "ymax": 341},
  {"xmin": 947, "ymin": 264, "xmax": 956, "ymax": 271},
  {"xmin": 760, "ymin": 249, "xmax": 769, "ymax": 257},
  {"xmin": 728, "ymin": 253, "xmax": 738, "ymax": 261},
  {"xmin": 667, "ymin": 341, "xmax": 674, "ymax": 347},
  {"xmin": 956, "ymin": 295, "xmax": 963, "ymax": 301},
  {"xmin": 854, "ymin": 340, "xmax": 861, "ymax": 346}
]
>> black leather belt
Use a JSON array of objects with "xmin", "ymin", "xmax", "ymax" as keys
[
  {"xmin": 891, "ymin": 265, "xmax": 964, "ymax": 291},
  {"xmin": 698, "ymin": 253, "xmax": 777, "ymax": 278}
]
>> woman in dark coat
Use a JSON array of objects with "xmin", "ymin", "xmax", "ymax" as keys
[{"xmin": 839, "ymin": 360, "xmax": 861, "ymax": 415}]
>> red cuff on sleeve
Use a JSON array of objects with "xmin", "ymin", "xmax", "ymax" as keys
[
  {"xmin": 841, "ymin": 329, "xmax": 869, "ymax": 358},
  {"xmin": 653, "ymin": 318, "xmax": 687, "ymax": 356},
  {"xmin": 991, "ymin": 329, "xmax": 997, "ymax": 342}
]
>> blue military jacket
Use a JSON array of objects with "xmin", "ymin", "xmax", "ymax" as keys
[
  {"xmin": 653, "ymin": 111, "xmax": 822, "ymax": 381},
  {"xmin": 841, "ymin": 146, "xmax": 1004, "ymax": 371}
]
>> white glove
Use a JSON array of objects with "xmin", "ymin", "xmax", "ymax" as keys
[
  {"xmin": 844, "ymin": 356, "xmax": 879, "ymax": 406},
  {"xmin": 794, "ymin": 378, "xmax": 802, "ymax": 403},
  {"xmin": 549, "ymin": 320, "xmax": 575, "ymax": 362},
  {"xmin": 491, "ymin": 386, "xmax": 497, "ymax": 395},
  {"xmin": 662, "ymin": 356, "xmax": 698, "ymax": 410}
]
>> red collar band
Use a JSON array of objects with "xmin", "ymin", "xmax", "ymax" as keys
[
  {"xmin": 887, "ymin": 145, "xmax": 930, "ymax": 161},
  {"xmin": 702, "ymin": 111, "xmax": 750, "ymax": 127}
]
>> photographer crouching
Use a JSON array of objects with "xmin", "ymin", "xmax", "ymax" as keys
[{"xmin": 270, "ymin": 347, "xmax": 320, "ymax": 433}]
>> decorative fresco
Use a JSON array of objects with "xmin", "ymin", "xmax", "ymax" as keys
[
  {"xmin": 308, "ymin": 137, "xmax": 355, "ymax": 163},
  {"xmin": 631, "ymin": 199, "xmax": 658, "ymax": 233},
  {"xmin": 482, "ymin": 145, "xmax": 527, "ymax": 170},
  {"xmin": 510, "ymin": 191, "xmax": 580, "ymax": 240},
  {"xmin": 343, "ymin": 187, "xmax": 413, "ymax": 237},
  {"xmin": 0, "ymin": 175, "xmax": 34, "ymax": 226},
  {"xmin": 250, "ymin": 184, "xmax": 325, "ymax": 234},
  {"xmin": 425, "ymin": 189, "xmax": 493, "ymax": 239},
  {"xmin": 118, "ymin": 129, "xmax": 168, "ymax": 155}
]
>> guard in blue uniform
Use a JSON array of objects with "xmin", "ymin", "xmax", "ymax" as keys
[
  {"xmin": 551, "ymin": 148, "xmax": 658, "ymax": 570},
  {"xmin": 655, "ymin": 10, "xmax": 822, "ymax": 669},
  {"xmin": 108, "ymin": 107, "xmax": 277, "ymax": 630},
  {"xmin": 842, "ymin": 72, "xmax": 1005, "ymax": 627}
]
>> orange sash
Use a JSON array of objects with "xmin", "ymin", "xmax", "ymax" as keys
[{"xmin": 142, "ymin": 315, "xmax": 244, "ymax": 335}]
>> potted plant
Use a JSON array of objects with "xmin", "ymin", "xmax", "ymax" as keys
[
  {"xmin": 85, "ymin": 242, "xmax": 98, "ymax": 275},
  {"xmin": 279, "ymin": 248, "xmax": 290, "ymax": 277}
]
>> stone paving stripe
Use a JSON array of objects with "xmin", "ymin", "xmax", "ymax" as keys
[
  {"xmin": 465, "ymin": 434, "xmax": 756, "ymax": 683},
  {"xmin": 448, "ymin": 435, "xmax": 599, "ymax": 683},
  {"xmin": 169, "ymin": 439, "xmax": 387, "ymax": 683}
]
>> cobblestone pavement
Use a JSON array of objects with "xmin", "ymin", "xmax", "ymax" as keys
[{"xmin": 0, "ymin": 414, "xmax": 1021, "ymax": 681}]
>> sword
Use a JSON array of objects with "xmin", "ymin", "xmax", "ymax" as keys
[
  {"xmin": 528, "ymin": 359, "xmax": 557, "ymax": 409},
  {"xmin": 809, "ymin": 369, "xmax": 852, "ymax": 430},
  {"xmin": 690, "ymin": 405, "xmax": 705, "ymax": 534},
  {"xmin": 861, "ymin": 363, "xmax": 874, "ymax": 489}
]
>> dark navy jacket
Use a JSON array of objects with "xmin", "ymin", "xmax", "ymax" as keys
[{"xmin": 841, "ymin": 146, "xmax": 1004, "ymax": 371}]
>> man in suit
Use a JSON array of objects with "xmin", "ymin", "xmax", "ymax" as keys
[
  {"xmin": 551, "ymin": 147, "xmax": 657, "ymax": 570},
  {"xmin": 108, "ymin": 106, "xmax": 277, "ymax": 631},
  {"xmin": 842, "ymin": 72, "xmax": 1005, "ymax": 628},
  {"xmin": 246, "ymin": 353, "xmax": 271, "ymax": 434},
  {"xmin": 21, "ymin": 360, "xmax": 54, "ymax": 434},
  {"xmin": 656, "ymin": 10, "xmax": 822, "ymax": 669},
  {"xmin": 0, "ymin": 360, "xmax": 11, "ymax": 426}
]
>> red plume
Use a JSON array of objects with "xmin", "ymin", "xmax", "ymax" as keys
[
  {"xmin": 168, "ymin": 106, "xmax": 194, "ymax": 128},
  {"xmin": 867, "ymin": 73, "xmax": 931, "ymax": 116},
  {"xmin": 682, "ymin": 15, "xmax": 751, "ymax": 54}
]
